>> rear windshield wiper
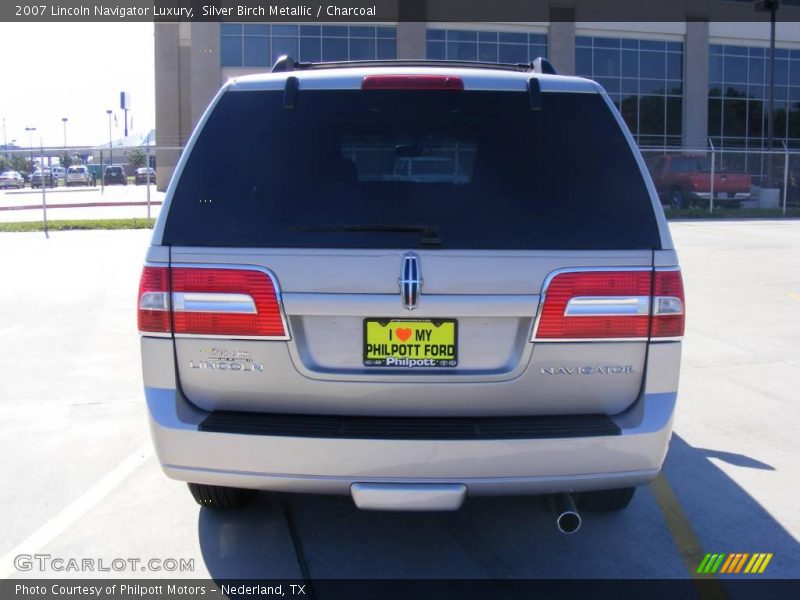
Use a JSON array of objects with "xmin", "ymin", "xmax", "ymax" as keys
[{"xmin": 288, "ymin": 224, "xmax": 442, "ymax": 246}]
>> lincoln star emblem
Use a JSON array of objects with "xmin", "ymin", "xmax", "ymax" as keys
[{"xmin": 399, "ymin": 253, "xmax": 422, "ymax": 310}]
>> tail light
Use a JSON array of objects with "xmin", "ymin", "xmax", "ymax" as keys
[
  {"xmin": 361, "ymin": 75, "xmax": 464, "ymax": 90},
  {"xmin": 138, "ymin": 265, "xmax": 288, "ymax": 339},
  {"xmin": 533, "ymin": 269, "xmax": 684, "ymax": 341}
]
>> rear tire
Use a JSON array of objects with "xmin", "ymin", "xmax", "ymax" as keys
[
  {"xmin": 187, "ymin": 483, "xmax": 254, "ymax": 509},
  {"xmin": 576, "ymin": 487, "xmax": 636, "ymax": 512}
]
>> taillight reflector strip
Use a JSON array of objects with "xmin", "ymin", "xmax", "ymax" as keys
[
  {"xmin": 361, "ymin": 75, "xmax": 464, "ymax": 90},
  {"xmin": 170, "ymin": 267, "xmax": 287, "ymax": 338},
  {"xmin": 564, "ymin": 296, "xmax": 650, "ymax": 317}
]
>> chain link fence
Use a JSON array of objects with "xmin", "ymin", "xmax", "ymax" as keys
[
  {"xmin": 0, "ymin": 144, "xmax": 166, "ymax": 186},
  {"xmin": 0, "ymin": 144, "xmax": 182, "ymax": 232},
  {"xmin": 641, "ymin": 144, "xmax": 799, "ymax": 214},
  {"xmin": 3, "ymin": 143, "xmax": 799, "ymax": 225}
]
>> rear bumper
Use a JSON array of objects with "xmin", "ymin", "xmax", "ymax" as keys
[{"xmin": 145, "ymin": 385, "xmax": 676, "ymax": 497}]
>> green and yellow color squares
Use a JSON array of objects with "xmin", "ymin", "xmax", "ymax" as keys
[{"xmin": 697, "ymin": 553, "xmax": 773, "ymax": 574}]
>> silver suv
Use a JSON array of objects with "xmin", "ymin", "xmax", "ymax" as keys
[
  {"xmin": 66, "ymin": 165, "xmax": 94, "ymax": 187},
  {"xmin": 139, "ymin": 59, "xmax": 684, "ymax": 528}
]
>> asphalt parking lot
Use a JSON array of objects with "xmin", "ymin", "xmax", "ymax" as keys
[{"xmin": 0, "ymin": 221, "xmax": 798, "ymax": 584}]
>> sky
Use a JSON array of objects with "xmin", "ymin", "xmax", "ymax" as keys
[{"xmin": 0, "ymin": 23, "xmax": 154, "ymax": 149}]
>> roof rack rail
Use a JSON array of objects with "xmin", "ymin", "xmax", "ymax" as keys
[
  {"xmin": 532, "ymin": 57, "xmax": 557, "ymax": 75},
  {"xmin": 271, "ymin": 55, "xmax": 297, "ymax": 72},
  {"xmin": 270, "ymin": 56, "xmax": 558, "ymax": 75}
]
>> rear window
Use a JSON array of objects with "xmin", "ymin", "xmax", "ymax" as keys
[{"xmin": 163, "ymin": 88, "xmax": 661, "ymax": 250}]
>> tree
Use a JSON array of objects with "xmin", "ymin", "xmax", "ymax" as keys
[
  {"xmin": 59, "ymin": 151, "xmax": 73, "ymax": 169},
  {"xmin": 127, "ymin": 148, "xmax": 147, "ymax": 168},
  {"xmin": 10, "ymin": 155, "xmax": 29, "ymax": 173}
]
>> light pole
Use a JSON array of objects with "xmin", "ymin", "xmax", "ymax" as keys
[
  {"xmin": 39, "ymin": 133, "xmax": 48, "ymax": 239},
  {"xmin": 106, "ymin": 109, "xmax": 113, "ymax": 165},
  {"xmin": 25, "ymin": 126, "xmax": 36, "ymax": 171},
  {"xmin": 61, "ymin": 117, "xmax": 68, "ymax": 150}
]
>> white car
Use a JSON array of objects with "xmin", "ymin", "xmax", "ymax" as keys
[{"xmin": 0, "ymin": 170, "xmax": 25, "ymax": 189}]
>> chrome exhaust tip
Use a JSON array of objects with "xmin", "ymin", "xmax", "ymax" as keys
[{"xmin": 548, "ymin": 493, "xmax": 582, "ymax": 534}]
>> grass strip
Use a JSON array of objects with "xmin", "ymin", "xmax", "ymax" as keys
[{"xmin": 0, "ymin": 218, "xmax": 155, "ymax": 232}]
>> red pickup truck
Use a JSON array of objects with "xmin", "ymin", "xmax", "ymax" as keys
[{"xmin": 649, "ymin": 154, "xmax": 751, "ymax": 209}]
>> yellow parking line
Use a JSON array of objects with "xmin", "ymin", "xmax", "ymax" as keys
[{"xmin": 650, "ymin": 473, "xmax": 728, "ymax": 599}]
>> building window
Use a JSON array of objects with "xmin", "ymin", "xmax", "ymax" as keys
[
  {"xmin": 708, "ymin": 44, "xmax": 800, "ymax": 149},
  {"xmin": 221, "ymin": 24, "xmax": 397, "ymax": 67},
  {"xmin": 426, "ymin": 29, "xmax": 547, "ymax": 64},
  {"xmin": 575, "ymin": 36, "xmax": 684, "ymax": 147}
]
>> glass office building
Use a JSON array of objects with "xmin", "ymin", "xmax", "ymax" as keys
[
  {"xmin": 426, "ymin": 29, "xmax": 547, "ymax": 64},
  {"xmin": 575, "ymin": 36, "xmax": 684, "ymax": 147},
  {"xmin": 708, "ymin": 44, "xmax": 800, "ymax": 148},
  {"xmin": 220, "ymin": 24, "xmax": 397, "ymax": 66}
]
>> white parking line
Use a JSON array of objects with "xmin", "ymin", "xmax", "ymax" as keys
[{"xmin": 0, "ymin": 441, "xmax": 153, "ymax": 579}]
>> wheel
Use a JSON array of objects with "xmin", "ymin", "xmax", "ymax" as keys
[
  {"xmin": 576, "ymin": 487, "xmax": 636, "ymax": 512},
  {"xmin": 187, "ymin": 483, "xmax": 254, "ymax": 509},
  {"xmin": 669, "ymin": 187, "xmax": 686, "ymax": 209}
]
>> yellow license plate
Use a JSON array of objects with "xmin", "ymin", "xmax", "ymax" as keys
[{"xmin": 363, "ymin": 319, "xmax": 458, "ymax": 368}]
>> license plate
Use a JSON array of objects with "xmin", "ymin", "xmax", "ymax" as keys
[{"xmin": 363, "ymin": 319, "xmax": 457, "ymax": 368}]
